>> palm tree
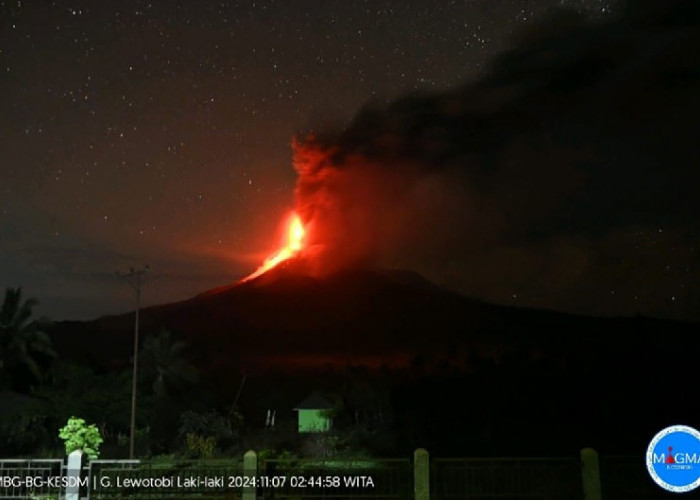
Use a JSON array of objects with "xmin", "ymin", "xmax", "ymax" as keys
[
  {"xmin": 138, "ymin": 329, "xmax": 200, "ymax": 454},
  {"xmin": 0, "ymin": 287, "xmax": 56, "ymax": 387},
  {"xmin": 139, "ymin": 328, "xmax": 198, "ymax": 398}
]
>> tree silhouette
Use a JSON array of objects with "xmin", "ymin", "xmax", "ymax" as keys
[
  {"xmin": 0, "ymin": 287, "xmax": 55, "ymax": 389},
  {"xmin": 139, "ymin": 328, "xmax": 198, "ymax": 398},
  {"xmin": 137, "ymin": 328, "xmax": 201, "ymax": 453}
]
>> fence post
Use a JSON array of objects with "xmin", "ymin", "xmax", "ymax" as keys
[
  {"xmin": 243, "ymin": 450, "xmax": 257, "ymax": 500},
  {"xmin": 414, "ymin": 448, "xmax": 429, "ymax": 500},
  {"xmin": 65, "ymin": 450, "xmax": 84, "ymax": 500},
  {"xmin": 581, "ymin": 448, "xmax": 602, "ymax": 500}
]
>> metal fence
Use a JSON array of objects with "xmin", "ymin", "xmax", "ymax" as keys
[
  {"xmin": 259, "ymin": 458, "xmax": 413, "ymax": 500},
  {"xmin": 0, "ymin": 459, "xmax": 65, "ymax": 499},
  {"xmin": 431, "ymin": 457, "xmax": 584, "ymax": 500},
  {"xmin": 3, "ymin": 451, "xmax": 683, "ymax": 500},
  {"xmin": 86, "ymin": 458, "xmax": 244, "ymax": 500},
  {"xmin": 600, "ymin": 456, "xmax": 680, "ymax": 500}
]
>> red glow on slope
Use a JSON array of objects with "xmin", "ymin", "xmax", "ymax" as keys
[{"xmin": 241, "ymin": 212, "xmax": 306, "ymax": 282}]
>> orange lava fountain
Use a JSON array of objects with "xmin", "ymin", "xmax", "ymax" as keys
[{"xmin": 240, "ymin": 212, "xmax": 306, "ymax": 282}]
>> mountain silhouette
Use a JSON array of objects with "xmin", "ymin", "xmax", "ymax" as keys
[
  {"xmin": 49, "ymin": 263, "xmax": 696, "ymax": 376},
  {"xmin": 47, "ymin": 264, "xmax": 700, "ymax": 454}
]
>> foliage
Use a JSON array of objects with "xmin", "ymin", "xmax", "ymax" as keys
[
  {"xmin": 1, "ymin": 413, "xmax": 48, "ymax": 454},
  {"xmin": 177, "ymin": 409, "xmax": 242, "ymax": 456},
  {"xmin": 258, "ymin": 447, "xmax": 296, "ymax": 462},
  {"xmin": 184, "ymin": 433, "xmax": 216, "ymax": 458},
  {"xmin": 257, "ymin": 448, "xmax": 301, "ymax": 476},
  {"xmin": 301, "ymin": 433, "xmax": 342, "ymax": 458},
  {"xmin": 0, "ymin": 394, "xmax": 51, "ymax": 456},
  {"xmin": 179, "ymin": 409, "xmax": 236, "ymax": 440},
  {"xmin": 137, "ymin": 330, "xmax": 202, "ymax": 453},
  {"xmin": 0, "ymin": 287, "xmax": 55, "ymax": 389},
  {"xmin": 36, "ymin": 361, "xmax": 133, "ymax": 440},
  {"xmin": 139, "ymin": 328, "xmax": 198, "ymax": 398},
  {"xmin": 58, "ymin": 416, "xmax": 103, "ymax": 459},
  {"xmin": 117, "ymin": 432, "xmax": 128, "ymax": 447}
]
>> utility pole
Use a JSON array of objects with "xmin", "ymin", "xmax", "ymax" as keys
[{"xmin": 117, "ymin": 265, "xmax": 149, "ymax": 459}]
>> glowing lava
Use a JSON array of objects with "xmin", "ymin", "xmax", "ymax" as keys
[{"xmin": 241, "ymin": 212, "xmax": 306, "ymax": 282}]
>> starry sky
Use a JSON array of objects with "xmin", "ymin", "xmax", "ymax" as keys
[{"xmin": 3, "ymin": 0, "xmax": 698, "ymax": 323}]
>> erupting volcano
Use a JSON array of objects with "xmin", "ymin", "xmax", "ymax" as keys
[{"xmin": 241, "ymin": 212, "xmax": 307, "ymax": 282}]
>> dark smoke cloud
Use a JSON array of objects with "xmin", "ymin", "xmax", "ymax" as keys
[{"xmin": 291, "ymin": 0, "xmax": 700, "ymax": 320}]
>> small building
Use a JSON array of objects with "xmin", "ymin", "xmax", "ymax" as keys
[{"xmin": 294, "ymin": 393, "xmax": 333, "ymax": 433}]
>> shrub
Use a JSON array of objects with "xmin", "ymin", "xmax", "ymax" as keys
[
  {"xmin": 178, "ymin": 409, "xmax": 241, "ymax": 455},
  {"xmin": 58, "ymin": 416, "xmax": 103, "ymax": 459},
  {"xmin": 185, "ymin": 433, "xmax": 216, "ymax": 458},
  {"xmin": 0, "ymin": 408, "xmax": 50, "ymax": 456}
]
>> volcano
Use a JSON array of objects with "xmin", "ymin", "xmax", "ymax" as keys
[
  {"xmin": 50, "ymin": 262, "xmax": 697, "ymax": 378},
  {"xmin": 51, "ymin": 263, "xmax": 496, "ymax": 370},
  {"xmin": 47, "ymin": 264, "xmax": 700, "ymax": 454}
]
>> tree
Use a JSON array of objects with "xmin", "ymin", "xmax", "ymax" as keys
[
  {"xmin": 0, "ymin": 287, "xmax": 55, "ymax": 389},
  {"xmin": 0, "ymin": 391, "xmax": 51, "ymax": 456},
  {"xmin": 138, "ymin": 328, "xmax": 201, "ymax": 454},
  {"xmin": 58, "ymin": 416, "xmax": 103, "ymax": 459},
  {"xmin": 36, "ymin": 361, "xmax": 132, "ymax": 440},
  {"xmin": 139, "ymin": 328, "xmax": 198, "ymax": 398},
  {"xmin": 178, "ymin": 409, "xmax": 240, "ymax": 457}
]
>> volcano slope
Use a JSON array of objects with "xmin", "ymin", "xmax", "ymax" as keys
[
  {"xmin": 48, "ymin": 264, "xmax": 606, "ymax": 371},
  {"xmin": 49, "ymin": 265, "xmax": 699, "ymax": 454}
]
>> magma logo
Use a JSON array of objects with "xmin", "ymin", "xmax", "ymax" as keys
[{"xmin": 646, "ymin": 425, "xmax": 700, "ymax": 493}]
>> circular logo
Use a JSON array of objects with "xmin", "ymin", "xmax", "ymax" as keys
[{"xmin": 646, "ymin": 425, "xmax": 700, "ymax": 493}]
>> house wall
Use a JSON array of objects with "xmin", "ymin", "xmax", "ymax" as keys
[{"xmin": 297, "ymin": 409, "xmax": 330, "ymax": 432}]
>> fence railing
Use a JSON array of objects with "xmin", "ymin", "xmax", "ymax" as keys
[
  {"xmin": 0, "ymin": 459, "xmax": 65, "ymax": 499},
  {"xmin": 432, "ymin": 457, "xmax": 584, "ymax": 500},
  {"xmin": 259, "ymin": 457, "xmax": 413, "ymax": 500},
  {"xmin": 86, "ymin": 458, "xmax": 244, "ymax": 500},
  {"xmin": 4, "ymin": 449, "xmax": 672, "ymax": 500},
  {"xmin": 600, "ymin": 455, "xmax": 679, "ymax": 500}
]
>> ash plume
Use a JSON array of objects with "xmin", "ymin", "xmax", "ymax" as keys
[{"xmin": 290, "ymin": 0, "xmax": 700, "ymax": 319}]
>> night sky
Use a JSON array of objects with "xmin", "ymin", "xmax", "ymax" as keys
[{"xmin": 3, "ymin": 0, "xmax": 698, "ymax": 323}]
